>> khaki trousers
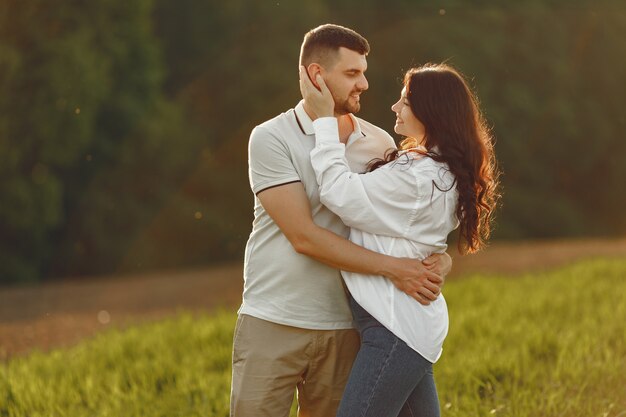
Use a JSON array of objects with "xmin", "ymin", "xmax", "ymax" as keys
[{"xmin": 230, "ymin": 314, "xmax": 360, "ymax": 417}]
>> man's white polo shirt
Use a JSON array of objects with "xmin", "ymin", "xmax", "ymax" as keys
[{"xmin": 239, "ymin": 101, "xmax": 396, "ymax": 330}]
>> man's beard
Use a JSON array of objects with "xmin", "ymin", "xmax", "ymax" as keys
[{"xmin": 334, "ymin": 93, "xmax": 362, "ymax": 115}]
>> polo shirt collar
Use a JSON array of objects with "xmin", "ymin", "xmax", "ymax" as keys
[
  {"xmin": 294, "ymin": 100, "xmax": 314, "ymax": 135},
  {"xmin": 294, "ymin": 100, "xmax": 364, "ymax": 138}
]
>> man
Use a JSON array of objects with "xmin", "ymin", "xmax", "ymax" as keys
[{"xmin": 230, "ymin": 24, "xmax": 451, "ymax": 417}]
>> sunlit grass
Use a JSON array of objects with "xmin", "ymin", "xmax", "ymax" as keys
[
  {"xmin": 1, "ymin": 258, "xmax": 625, "ymax": 417},
  {"xmin": 0, "ymin": 312, "xmax": 234, "ymax": 417},
  {"xmin": 438, "ymin": 258, "xmax": 626, "ymax": 416}
]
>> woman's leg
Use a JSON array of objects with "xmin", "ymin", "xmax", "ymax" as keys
[
  {"xmin": 398, "ymin": 366, "xmax": 440, "ymax": 417},
  {"xmin": 336, "ymin": 299, "xmax": 440, "ymax": 417}
]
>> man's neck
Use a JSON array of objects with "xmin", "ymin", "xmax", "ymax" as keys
[
  {"xmin": 302, "ymin": 102, "xmax": 354, "ymax": 144},
  {"xmin": 336, "ymin": 114, "xmax": 354, "ymax": 144}
]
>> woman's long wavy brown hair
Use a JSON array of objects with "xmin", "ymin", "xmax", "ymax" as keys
[{"xmin": 369, "ymin": 63, "xmax": 501, "ymax": 254}]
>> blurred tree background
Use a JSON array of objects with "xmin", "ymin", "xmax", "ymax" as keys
[{"xmin": 0, "ymin": 0, "xmax": 625, "ymax": 284}]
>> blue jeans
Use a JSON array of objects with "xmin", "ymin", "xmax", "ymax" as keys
[{"xmin": 336, "ymin": 296, "xmax": 440, "ymax": 417}]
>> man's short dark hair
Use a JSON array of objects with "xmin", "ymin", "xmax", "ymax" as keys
[{"xmin": 299, "ymin": 24, "xmax": 370, "ymax": 68}]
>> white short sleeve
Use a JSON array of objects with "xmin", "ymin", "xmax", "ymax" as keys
[{"xmin": 248, "ymin": 126, "xmax": 301, "ymax": 194}]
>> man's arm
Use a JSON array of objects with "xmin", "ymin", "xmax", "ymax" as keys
[
  {"xmin": 424, "ymin": 253, "xmax": 451, "ymax": 277},
  {"xmin": 258, "ymin": 181, "xmax": 446, "ymax": 305}
]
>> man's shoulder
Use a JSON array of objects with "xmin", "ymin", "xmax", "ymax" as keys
[
  {"xmin": 254, "ymin": 107, "xmax": 296, "ymax": 135},
  {"xmin": 248, "ymin": 109, "xmax": 295, "ymax": 148}
]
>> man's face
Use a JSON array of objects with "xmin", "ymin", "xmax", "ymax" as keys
[{"xmin": 322, "ymin": 47, "xmax": 369, "ymax": 115}]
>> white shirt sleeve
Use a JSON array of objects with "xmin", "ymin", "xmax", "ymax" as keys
[{"xmin": 310, "ymin": 117, "xmax": 423, "ymax": 238}]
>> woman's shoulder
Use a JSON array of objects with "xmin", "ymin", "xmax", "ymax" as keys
[
  {"xmin": 396, "ymin": 148, "xmax": 438, "ymax": 168},
  {"xmin": 400, "ymin": 150, "xmax": 455, "ymax": 185}
]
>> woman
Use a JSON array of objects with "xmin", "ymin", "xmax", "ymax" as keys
[{"xmin": 299, "ymin": 63, "xmax": 500, "ymax": 417}]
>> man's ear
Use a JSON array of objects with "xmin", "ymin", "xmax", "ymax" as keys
[{"xmin": 306, "ymin": 63, "xmax": 323, "ymax": 90}]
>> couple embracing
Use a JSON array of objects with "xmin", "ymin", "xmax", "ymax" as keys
[{"xmin": 230, "ymin": 24, "xmax": 499, "ymax": 417}]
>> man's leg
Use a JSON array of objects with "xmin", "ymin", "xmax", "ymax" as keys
[
  {"xmin": 230, "ymin": 314, "xmax": 310, "ymax": 417},
  {"xmin": 296, "ymin": 328, "xmax": 360, "ymax": 417}
]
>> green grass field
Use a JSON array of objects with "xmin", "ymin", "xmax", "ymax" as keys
[{"xmin": 1, "ymin": 259, "xmax": 625, "ymax": 417}]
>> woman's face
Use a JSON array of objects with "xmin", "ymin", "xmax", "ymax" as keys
[{"xmin": 391, "ymin": 86, "xmax": 425, "ymax": 142}]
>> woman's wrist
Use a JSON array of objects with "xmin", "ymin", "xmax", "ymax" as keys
[{"xmin": 311, "ymin": 117, "xmax": 340, "ymax": 144}]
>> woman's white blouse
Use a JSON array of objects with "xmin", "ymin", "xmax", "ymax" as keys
[{"xmin": 310, "ymin": 117, "xmax": 460, "ymax": 363}]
